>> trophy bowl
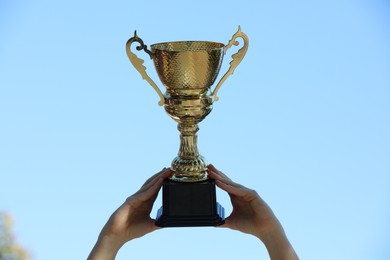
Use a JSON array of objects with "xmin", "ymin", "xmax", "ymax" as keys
[
  {"xmin": 152, "ymin": 41, "xmax": 224, "ymax": 96},
  {"xmin": 126, "ymin": 27, "xmax": 248, "ymax": 226}
]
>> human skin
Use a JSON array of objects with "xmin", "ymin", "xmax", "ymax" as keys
[
  {"xmin": 87, "ymin": 167, "xmax": 172, "ymax": 260},
  {"xmin": 88, "ymin": 166, "xmax": 298, "ymax": 260},
  {"xmin": 208, "ymin": 164, "xmax": 299, "ymax": 260}
]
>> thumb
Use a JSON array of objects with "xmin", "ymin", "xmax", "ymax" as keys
[{"xmin": 216, "ymin": 216, "xmax": 233, "ymax": 229}]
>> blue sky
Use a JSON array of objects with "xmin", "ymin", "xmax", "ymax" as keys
[{"xmin": 1, "ymin": 0, "xmax": 390, "ymax": 259}]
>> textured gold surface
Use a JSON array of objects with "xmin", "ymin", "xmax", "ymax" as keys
[
  {"xmin": 126, "ymin": 27, "xmax": 248, "ymax": 182},
  {"xmin": 151, "ymin": 41, "xmax": 224, "ymax": 97}
]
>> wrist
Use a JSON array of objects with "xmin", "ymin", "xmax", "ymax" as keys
[
  {"xmin": 259, "ymin": 228, "xmax": 298, "ymax": 260},
  {"xmin": 88, "ymin": 234, "xmax": 126, "ymax": 260}
]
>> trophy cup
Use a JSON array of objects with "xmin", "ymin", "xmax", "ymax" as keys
[{"xmin": 126, "ymin": 27, "xmax": 248, "ymax": 227}]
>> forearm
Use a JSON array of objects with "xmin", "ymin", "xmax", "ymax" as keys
[
  {"xmin": 87, "ymin": 234, "xmax": 124, "ymax": 260},
  {"xmin": 258, "ymin": 229, "xmax": 299, "ymax": 260}
]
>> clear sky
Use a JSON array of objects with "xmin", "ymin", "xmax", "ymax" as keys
[{"xmin": 1, "ymin": 0, "xmax": 389, "ymax": 259}]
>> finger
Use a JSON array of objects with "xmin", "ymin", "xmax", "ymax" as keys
[
  {"xmin": 140, "ymin": 168, "xmax": 173, "ymax": 200},
  {"xmin": 136, "ymin": 173, "xmax": 163, "ymax": 196},
  {"xmin": 208, "ymin": 169, "xmax": 242, "ymax": 189},
  {"xmin": 208, "ymin": 169, "xmax": 226, "ymax": 181},
  {"xmin": 162, "ymin": 168, "xmax": 174, "ymax": 178},
  {"xmin": 125, "ymin": 178, "xmax": 162, "ymax": 208},
  {"xmin": 149, "ymin": 219, "xmax": 163, "ymax": 232},
  {"xmin": 136, "ymin": 176, "xmax": 164, "ymax": 202},
  {"xmin": 143, "ymin": 167, "xmax": 167, "ymax": 186},
  {"xmin": 141, "ymin": 218, "xmax": 162, "ymax": 235},
  {"xmin": 138, "ymin": 168, "xmax": 171, "ymax": 194},
  {"xmin": 145, "ymin": 168, "xmax": 173, "ymax": 198},
  {"xmin": 217, "ymin": 216, "xmax": 233, "ymax": 229},
  {"xmin": 208, "ymin": 164, "xmax": 231, "ymax": 180},
  {"xmin": 208, "ymin": 164, "xmax": 222, "ymax": 177},
  {"xmin": 215, "ymin": 179, "xmax": 246, "ymax": 197}
]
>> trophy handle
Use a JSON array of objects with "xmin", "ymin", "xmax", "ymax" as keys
[
  {"xmin": 212, "ymin": 26, "xmax": 249, "ymax": 102},
  {"xmin": 126, "ymin": 31, "xmax": 165, "ymax": 106}
]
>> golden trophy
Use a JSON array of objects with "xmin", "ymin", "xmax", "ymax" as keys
[{"xmin": 126, "ymin": 27, "xmax": 248, "ymax": 227}]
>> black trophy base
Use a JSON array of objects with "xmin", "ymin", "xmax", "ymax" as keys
[{"xmin": 155, "ymin": 179, "xmax": 225, "ymax": 227}]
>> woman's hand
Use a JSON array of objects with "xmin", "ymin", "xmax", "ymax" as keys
[
  {"xmin": 88, "ymin": 167, "xmax": 172, "ymax": 260},
  {"xmin": 208, "ymin": 164, "xmax": 298, "ymax": 260}
]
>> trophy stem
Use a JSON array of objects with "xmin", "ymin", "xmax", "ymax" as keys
[
  {"xmin": 178, "ymin": 123, "xmax": 200, "ymax": 158},
  {"xmin": 170, "ymin": 122, "xmax": 208, "ymax": 182}
]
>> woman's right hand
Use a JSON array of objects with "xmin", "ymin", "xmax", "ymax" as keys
[{"xmin": 208, "ymin": 164, "xmax": 299, "ymax": 260}]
